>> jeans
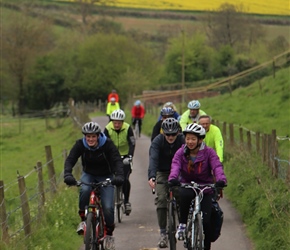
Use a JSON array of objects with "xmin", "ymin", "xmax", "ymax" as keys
[{"xmin": 79, "ymin": 172, "xmax": 115, "ymax": 228}]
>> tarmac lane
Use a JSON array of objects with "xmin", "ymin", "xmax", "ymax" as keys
[{"xmin": 78, "ymin": 116, "xmax": 254, "ymax": 250}]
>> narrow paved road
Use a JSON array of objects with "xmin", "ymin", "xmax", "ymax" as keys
[{"xmin": 79, "ymin": 116, "xmax": 254, "ymax": 250}]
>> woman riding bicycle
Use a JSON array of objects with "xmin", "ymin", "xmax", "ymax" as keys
[
  {"xmin": 168, "ymin": 123, "xmax": 227, "ymax": 250},
  {"xmin": 131, "ymin": 100, "xmax": 145, "ymax": 137},
  {"xmin": 63, "ymin": 121, "xmax": 124, "ymax": 250},
  {"xmin": 148, "ymin": 118, "xmax": 184, "ymax": 248}
]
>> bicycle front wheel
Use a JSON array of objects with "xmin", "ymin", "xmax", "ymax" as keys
[
  {"xmin": 85, "ymin": 212, "xmax": 97, "ymax": 250},
  {"xmin": 168, "ymin": 201, "xmax": 177, "ymax": 250},
  {"xmin": 193, "ymin": 213, "xmax": 203, "ymax": 250}
]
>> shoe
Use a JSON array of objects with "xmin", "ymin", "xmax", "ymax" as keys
[
  {"xmin": 175, "ymin": 223, "xmax": 186, "ymax": 241},
  {"xmin": 125, "ymin": 202, "xmax": 132, "ymax": 215},
  {"xmin": 104, "ymin": 235, "xmax": 115, "ymax": 250},
  {"xmin": 158, "ymin": 233, "xmax": 168, "ymax": 248},
  {"xmin": 76, "ymin": 221, "xmax": 86, "ymax": 235}
]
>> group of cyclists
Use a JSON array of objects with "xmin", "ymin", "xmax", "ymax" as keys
[{"xmin": 64, "ymin": 95, "xmax": 226, "ymax": 250}]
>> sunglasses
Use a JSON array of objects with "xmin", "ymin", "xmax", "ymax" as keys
[{"xmin": 164, "ymin": 132, "xmax": 178, "ymax": 137}]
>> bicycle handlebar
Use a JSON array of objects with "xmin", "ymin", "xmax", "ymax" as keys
[{"xmin": 75, "ymin": 178, "xmax": 112, "ymax": 188}]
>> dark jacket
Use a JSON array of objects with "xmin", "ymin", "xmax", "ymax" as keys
[
  {"xmin": 64, "ymin": 133, "xmax": 123, "ymax": 178},
  {"xmin": 151, "ymin": 120, "xmax": 163, "ymax": 141},
  {"xmin": 148, "ymin": 133, "xmax": 185, "ymax": 180}
]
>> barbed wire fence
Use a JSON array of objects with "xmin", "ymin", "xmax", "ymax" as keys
[{"xmin": 0, "ymin": 100, "xmax": 92, "ymax": 248}]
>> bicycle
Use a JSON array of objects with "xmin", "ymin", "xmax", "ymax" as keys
[
  {"xmin": 114, "ymin": 185, "xmax": 124, "ymax": 223},
  {"xmin": 153, "ymin": 180, "xmax": 180, "ymax": 250},
  {"xmin": 133, "ymin": 118, "xmax": 140, "ymax": 139},
  {"xmin": 181, "ymin": 181, "xmax": 216, "ymax": 250},
  {"xmin": 75, "ymin": 179, "xmax": 111, "ymax": 250}
]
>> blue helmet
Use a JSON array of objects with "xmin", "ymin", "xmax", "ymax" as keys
[
  {"xmin": 160, "ymin": 107, "xmax": 174, "ymax": 116},
  {"xmin": 187, "ymin": 100, "xmax": 201, "ymax": 109},
  {"xmin": 134, "ymin": 100, "xmax": 141, "ymax": 106}
]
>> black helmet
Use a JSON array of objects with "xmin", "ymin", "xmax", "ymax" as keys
[
  {"xmin": 82, "ymin": 122, "xmax": 101, "ymax": 134},
  {"xmin": 160, "ymin": 107, "xmax": 174, "ymax": 117},
  {"xmin": 161, "ymin": 118, "xmax": 179, "ymax": 134}
]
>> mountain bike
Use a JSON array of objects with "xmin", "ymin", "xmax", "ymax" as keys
[
  {"xmin": 133, "ymin": 118, "xmax": 140, "ymax": 139},
  {"xmin": 167, "ymin": 185, "xmax": 180, "ymax": 250},
  {"xmin": 181, "ymin": 181, "xmax": 216, "ymax": 250},
  {"xmin": 76, "ymin": 179, "xmax": 111, "ymax": 250},
  {"xmin": 153, "ymin": 180, "xmax": 180, "ymax": 250},
  {"xmin": 114, "ymin": 185, "xmax": 124, "ymax": 223}
]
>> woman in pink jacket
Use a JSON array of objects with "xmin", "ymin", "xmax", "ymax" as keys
[{"xmin": 168, "ymin": 123, "xmax": 227, "ymax": 250}]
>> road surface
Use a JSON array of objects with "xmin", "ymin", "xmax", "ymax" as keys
[{"xmin": 79, "ymin": 116, "xmax": 254, "ymax": 250}]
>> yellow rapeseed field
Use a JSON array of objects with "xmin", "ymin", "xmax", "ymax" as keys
[{"xmin": 61, "ymin": 0, "xmax": 290, "ymax": 16}]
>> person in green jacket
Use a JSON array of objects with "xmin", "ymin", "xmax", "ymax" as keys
[
  {"xmin": 106, "ymin": 97, "xmax": 120, "ymax": 122},
  {"xmin": 104, "ymin": 109, "xmax": 135, "ymax": 215},
  {"xmin": 198, "ymin": 115, "xmax": 224, "ymax": 162},
  {"xmin": 179, "ymin": 100, "xmax": 206, "ymax": 130}
]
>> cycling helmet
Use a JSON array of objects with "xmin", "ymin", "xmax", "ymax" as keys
[
  {"xmin": 162, "ymin": 118, "xmax": 180, "ymax": 134},
  {"xmin": 163, "ymin": 102, "xmax": 177, "ymax": 111},
  {"xmin": 134, "ymin": 100, "xmax": 141, "ymax": 106},
  {"xmin": 82, "ymin": 122, "xmax": 101, "ymax": 134},
  {"xmin": 110, "ymin": 109, "xmax": 126, "ymax": 121},
  {"xmin": 187, "ymin": 100, "xmax": 201, "ymax": 109},
  {"xmin": 183, "ymin": 123, "xmax": 205, "ymax": 138},
  {"xmin": 160, "ymin": 107, "xmax": 174, "ymax": 116}
]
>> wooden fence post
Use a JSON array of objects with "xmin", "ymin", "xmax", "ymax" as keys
[
  {"xmin": 18, "ymin": 175, "xmax": 31, "ymax": 237},
  {"xmin": 35, "ymin": 162, "xmax": 45, "ymax": 207},
  {"xmin": 0, "ymin": 180, "xmax": 9, "ymax": 244},
  {"xmin": 222, "ymin": 122, "xmax": 227, "ymax": 138},
  {"xmin": 247, "ymin": 131, "xmax": 252, "ymax": 151},
  {"xmin": 45, "ymin": 145, "xmax": 57, "ymax": 193},
  {"xmin": 256, "ymin": 132, "xmax": 260, "ymax": 154},
  {"xmin": 239, "ymin": 127, "xmax": 243, "ymax": 144},
  {"xmin": 271, "ymin": 130, "xmax": 278, "ymax": 178},
  {"xmin": 229, "ymin": 123, "xmax": 234, "ymax": 146},
  {"xmin": 262, "ymin": 134, "xmax": 267, "ymax": 164}
]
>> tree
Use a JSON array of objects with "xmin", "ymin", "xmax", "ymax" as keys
[
  {"xmin": 205, "ymin": 3, "xmax": 264, "ymax": 51},
  {"xmin": 1, "ymin": 9, "xmax": 54, "ymax": 114}
]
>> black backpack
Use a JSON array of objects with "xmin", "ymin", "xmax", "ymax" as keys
[{"xmin": 210, "ymin": 199, "xmax": 224, "ymax": 242}]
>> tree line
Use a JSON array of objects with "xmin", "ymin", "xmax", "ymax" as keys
[{"xmin": 1, "ymin": 1, "xmax": 289, "ymax": 114}]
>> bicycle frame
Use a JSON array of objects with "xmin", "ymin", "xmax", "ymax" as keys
[{"xmin": 182, "ymin": 182, "xmax": 215, "ymax": 250}]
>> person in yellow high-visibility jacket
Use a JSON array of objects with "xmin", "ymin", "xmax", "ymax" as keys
[{"xmin": 106, "ymin": 97, "xmax": 120, "ymax": 121}]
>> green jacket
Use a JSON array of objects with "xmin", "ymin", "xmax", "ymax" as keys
[
  {"xmin": 204, "ymin": 124, "xmax": 224, "ymax": 162},
  {"xmin": 179, "ymin": 109, "xmax": 207, "ymax": 130},
  {"xmin": 106, "ymin": 102, "xmax": 120, "ymax": 116},
  {"xmin": 104, "ymin": 122, "xmax": 135, "ymax": 156}
]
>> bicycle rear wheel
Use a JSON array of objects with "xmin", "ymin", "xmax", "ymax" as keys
[
  {"xmin": 193, "ymin": 213, "xmax": 203, "ymax": 250},
  {"xmin": 114, "ymin": 186, "xmax": 124, "ymax": 223},
  {"xmin": 85, "ymin": 212, "xmax": 97, "ymax": 250},
  {"xmin": 134, "ymin": 120, "xmax": 139, "ymax": 139},
  {"xmin": 168, "ymin": 201, "xmax": 177, "ymax": 250},
  {"xmin": 96, "ymin": 214, "xmax": 105, "ymax": 250}
]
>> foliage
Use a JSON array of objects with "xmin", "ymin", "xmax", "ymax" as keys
[{"xmin": 225, "ymin": 149, "xmax": 290, "ymax": 250}]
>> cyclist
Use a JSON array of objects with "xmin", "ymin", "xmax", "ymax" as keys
[
  {"xmin": 148, "ymin": 118, "xmax": 185, "ymax": 248},
  {"xmin": 131, "ymin": 100, "xmax": 145, "ymax": 137},
  {"xmin": 107, "ymin": 89, "xmax": 119, "ymax": 103},
  {"xmin": 157, "ymin": 101, "xmax": 181, "ymax": 121},
  {"xmin": 63, "ymin": 121, "xmax": 124, "ymax": 250},
  {"xmin": 151, "ymin": 107, "xmax": 175, "ymax": 141},
  {"xmin": 198, "ymin": 115, "xmax": 224, "ymax": 162},
  {"xmin": 106, "ymin": 97, "xmax": 120, "ymax": 121},
  {"xmin": 168, "ymin": 123, "xmax": 227, "ymax": 250},
  {"xmin": 179, "ymin": 100, "xmax": 206, "ymax": 130},
  {"xmin": 103, "ymin": 109, "xmax": 135, "ymax": 215}
]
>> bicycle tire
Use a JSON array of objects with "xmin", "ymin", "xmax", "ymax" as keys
[
  {"xmin": 134, "ymin": 120, "xmax": 139, "ymax": 139},
  {"xmin": 168, "ymin": 201, "xmax": 177, "ymax": 250},
  {"xmin": 193, "ymin": 213, "xmax": 203, "ymax": 250},
  {"xmin": 85, "ymin": 212, "xmax": 97, "ymax": 250},
  {"xmin": 96, "ymin": 214, "xmax": 105, "ymax": 250},
  {"xmin": 116, "ymin": 187, "xmax": 124, "ymax": 223}
]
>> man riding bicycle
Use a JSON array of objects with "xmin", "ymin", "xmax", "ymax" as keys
[
  {"xmin": 131, "ymin": 100, "xmax": 145, "ymax": 137},
  {"xmin": 104, "ymin": 109, "xmax": 136, "ymax": 215},
  {"xmin": 168, "ymin": 123, "xmax": 227, "ymax": 250},
  {"xmin": 148, "ymin": 118, "xmax": 184, "ymax": 248},
  {"xmin": 64, "ymin": 122, "xmax": 124, "ymax": 250}
]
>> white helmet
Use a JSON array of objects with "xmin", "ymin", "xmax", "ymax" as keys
[
  {"xmin": 110, "ymin": 109, "xmax": 126, "ymax": 121},
  {"xmin": 187, "ymin": 100, "xmax": 201, "ymax": 109},
  {"xmin": 183, "ymin": 123, "xmax": 205, "ymax": 138}
]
